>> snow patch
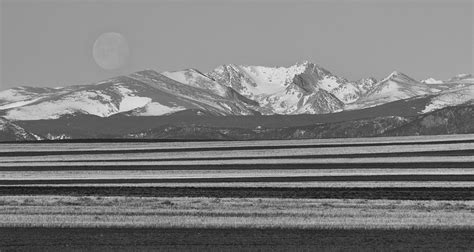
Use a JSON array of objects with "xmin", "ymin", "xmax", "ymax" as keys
[
  {"xmin": 162, "ymin": 70, "xmax": 228, "ymax": 97},
  {"xmin": 422, "ymin": 78, "xmax": 443, "ymax": 84},
  {"xmin": 318, "ymin": 76, "xmax": 342, "ymax": 92},
  {"xmin": 422, "ymin": 86, "xmax": 474, "ymax": 113},
  {"xmin": 239, "ymin": 63, "xmax": 308, "ymax": 96},
  {"xmin": 162, "ymin": 71, "xmax": 189, "ymax": 85},
  {"xmin": 4, "ymin": 90, "xmax": 117, "ymax": 120},
  {"xmin": 46, "ymin": 134, "xmax": 71, "ymax": 140},
  {"xmin": 0, "ymin": 98, "xmax": 43, "ymax": 110},
  {"xmin": 119, "ymin": 96, "xmax": 152, "ymax": 112},
  {"xmin": 115, "ymin": 86, "xmax": 151, "ymax": 112},
  {"xmin": 114, "ymin": 85, "xmax": 153, "ymax": 113},
  {"xmin": 138, "ymin": 102, "xmax": 186, "ymax": 116}
]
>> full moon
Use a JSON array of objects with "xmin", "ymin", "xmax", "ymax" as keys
[{"xmin": 92, "ymin": 32, "xmax": 130, "ymax": 70}]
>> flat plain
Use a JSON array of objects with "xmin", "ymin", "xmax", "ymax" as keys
[{"xmin": 0, "ymin": 134, "xmax": 473, "ymax": 250}]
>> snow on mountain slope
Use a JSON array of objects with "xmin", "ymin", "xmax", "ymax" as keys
[
  {"xmin": 422, "ymin": 78, "xmax": 444, "ymax": 84},
  {"xmin": 136, "ymin": 102, "xmax": 186, "ymax": 116},
  {"xmin": 0, "ymin": 87, "xmax": 56, "ymax": 104},
  {"xmin": 125, "ymin": 70, "xmax": 259, "ymax": 116},
  {"xmin": 1, "ymin": 63, "xmax": 471, "ymax": 120},
  {"xmin": 354, "ymin": 77, "xmax": 378, "ymax": 95},
  {"xmin": 327, "ymin": 82, "xmax": 361, "ymax": 104},
  {"xmin": 161, "ymin": 68, "xmax": 258, "ymax": 107},
  {"xmin": 335, "ymin": 77, "xmax": 379, "ymax": 103},
  {"xmin": 114, "ymin": 86, "xmax": 152, "ymax": 113},
  {"xmin": 208, "ymin": 62, "xmax": 348, "ymax": 114},
  {"xmin": 208, "ymin": 64, "xmax": 267, "ymax": 99},
  {"xmin": 348, "ymin": 71, "xmax": 442, "ymax": 110},
  {"xmin": 252, "ymin": 80, "xmax": 343, "ymax": 115},
  {"xmin": 0, "ymin": 117, "xmax": 42, "ymax": 141},
  {"xmin": 0, "ymin": 84, "xmax": 132, "ymax": 120},
  {"xmin": 0, "ymin": 86, "xmax": 74, "ymax": 110},
  {"xmin": 447, "ymin": 73, "xmax": 474, "ymax": 84},
  {"xmin": 293, "ymin": 89, "xmax": 345, "ymax": 114},
  {"xmin": 421, "ymin": 74, "xmax": 474, "ymax": 86},
  {"xmin": 1, "ymin": 70, "xmax": 260, "ymax": 120},
  {"xmin": 162, "ymin": 68, "xmax": 228, "ymax": 97},
  {"xmin": 290, "ymin": 62, "xmax": 361, "ymax": 104},
  {"xmin": 238, "ymin": 63, "xmax": 308, "ymax": 96},
  {"xmin": 4, "ymin": 88, "xmax": 121, "ymax": 120},
  {"xmin": 0, "ymin": 78, "xmax": 195, "ymax": 120},
  {"xmin": 0, "ymin": 97, "xmax": 44, "ymax": 111},
  {"xmin": 422, "ymin": 85, "xmax": 474, "ymax": 113},
  {"xmin": 211, "ymin": 61, "xmax": 348, "ymax": 98}
]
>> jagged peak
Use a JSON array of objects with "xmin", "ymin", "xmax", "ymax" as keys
[
  {"xmin": 209, "ymin": 61, "xmax": 336, "ymax": 79},
  {"xmin": 356, "ymin": 77, "xmax": 378, "ymax": 86},
  {"xmin": 220, "ymin": 63, "xmax": 240, "ymax": 69},
  {"xmin": 383, "ymin": 70, "xmax": 410, "ymax": 79},
  {"xmin": 388, "ymin": 70, "xmax": 403, "ymax": 78},
  {"xmin": 133, "ymin": 69, "xmax": 161, "ymax": 76},
  {"xmin": 362, "ymin": 77, "xmax": 378, "ymax": 82},
  {"xmin": 294, "ymin": 60, "xmax": 314, "ymax": 68},
  {"xmin": 382, "ymin": 70, "xmax": 419, "ymax": 83},
  {"xmin": 210, "ymin": 64, "xmax": 241, "ymax": 73}
]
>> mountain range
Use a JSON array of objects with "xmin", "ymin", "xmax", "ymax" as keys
[{"xmin": 0, "ymin": 61, "xmax": 472, "ymax": 141}]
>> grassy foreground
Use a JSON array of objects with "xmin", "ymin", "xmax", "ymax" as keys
[
  {"xmin": 2, "ymin": 227, "xmax": 473, "ymax": 251},
  {"xmin": 0, "ymin": 196, "xmax": 472, "ymax": 229}
]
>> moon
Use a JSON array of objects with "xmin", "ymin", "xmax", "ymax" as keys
[{"xmin": 93, "ymin": 32, "xmax": 130, "ymax": 70}]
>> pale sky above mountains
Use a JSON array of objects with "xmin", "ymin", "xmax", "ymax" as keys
[{"xmin": 1, "ymin": 0, "xmax": 473, "ymax": 90}]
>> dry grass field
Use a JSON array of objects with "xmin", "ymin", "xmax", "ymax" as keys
[{"xmin": 0, "ymin": 196, "xmax": 473, "ymax": 229}]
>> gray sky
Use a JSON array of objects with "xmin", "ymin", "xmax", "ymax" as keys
[{"xmin": 1, "ymin": 0, "xmax": 473, "ymax": 90}]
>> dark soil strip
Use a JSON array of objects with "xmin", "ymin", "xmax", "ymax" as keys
[
  {"xmin": 1, "ymin": 175, "xmax": 473, "ymax": 185},
  {"xmin": 1, "ymin": 227, "xmax": 473, "ymax": 251},
  {"xmin": 0, "ymin": 187, "xmax": 472, "ymax": 200},
  {"xmin": 1, "ymin": 162, "xmax": 473, "ymax": 171},
  {"xmin": 4, "ymin": 149, "xmax": 473, "ymax": 163},
  {"xmin": 1, "ymin": 139, "xmax": 473, "ymax": 156}
]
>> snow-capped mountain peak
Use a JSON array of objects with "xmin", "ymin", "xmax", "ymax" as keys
[
  {"xmin": 384, "ymin": 71, "xmax": 419, "ymax": 84},
  {"xmin": 346, "ymin": 71, "xmax": 439, "ymax": 110},
  {"xmin": 1, "ymin": 62, "xmax": 471, "ymax": 121},
  {"xmin": 207, "ymin": 61, "xmax": 348, "ymax": 114}
]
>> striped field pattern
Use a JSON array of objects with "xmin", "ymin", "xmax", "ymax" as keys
[{"xmin": 0, "ymin": 134, "xmax": 473, "ymax": 199}]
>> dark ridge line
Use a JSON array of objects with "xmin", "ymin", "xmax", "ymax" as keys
[
  {"xmin": 0, "ymin": 162, "xmax": 472, "ymax": 171},
  {"xmin": 0, "ymin": 132, "xmax": 473, "ymax": 144},
  {"xmin": 0, "ymin": 186, "xmax": 470, "ymax": 191},
  {"xmin": 1, "ymin": 139, "xmax": 473, "ymax": 157},
  {"xmin": 1, "ymin": 175, "xmax": 473, "ymax": 185},
  {"xmin": 3, "ymin": 149, "xmax": 473, "ymax": 163},
  {"xmin": 0, "ymin": 138, "xmax": 229, "ymax": 144},
  {"xmin": 0, "ymin": 186, "xmax": 472, "ymax": 200}
]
